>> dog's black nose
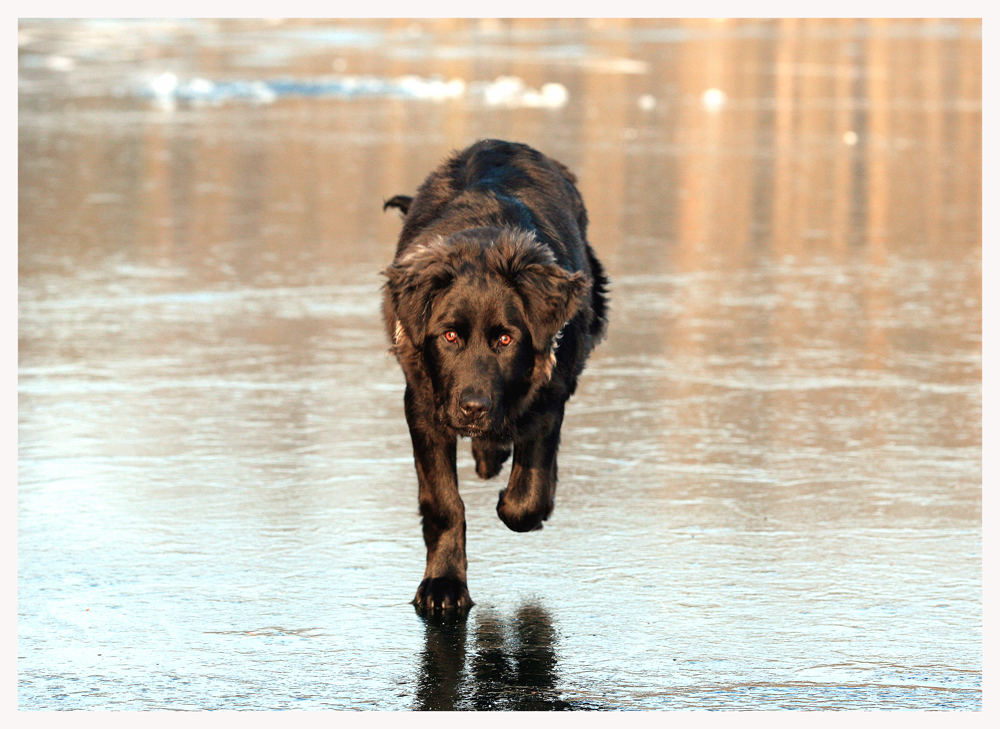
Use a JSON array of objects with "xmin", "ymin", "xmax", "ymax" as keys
[{"xmin": 460, "ymin": 395, "xmax": 491, "ymax": 420}]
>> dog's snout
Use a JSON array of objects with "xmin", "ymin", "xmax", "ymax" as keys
[{"xmin": 460, "ymin": 394, "xmax": 492, "ymax": 420}]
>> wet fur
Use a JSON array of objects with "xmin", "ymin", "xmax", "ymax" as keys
[{"xmin": 381, "ymin": 140, "xmax": 608, "ymax": 612}]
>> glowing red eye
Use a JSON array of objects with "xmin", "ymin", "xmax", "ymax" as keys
[
  {"xmin": 443, "ymin": 331, "xmax": 458, "ymax": 343},
  {"xmin": 498, "ymin": 334, "xmax": 512, "ymax": 347}
]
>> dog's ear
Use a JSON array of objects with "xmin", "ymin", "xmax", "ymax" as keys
[
  {"xmin": 516, "ymin": 264, "xmax": 589, "ymax": 352},
  {"xmin": 383, "ymin": 242, "xmax": 453, "ymax": 346},
  {"xmin": 490, "ymin": 233, "xmax": 590, "ymax": 352}
]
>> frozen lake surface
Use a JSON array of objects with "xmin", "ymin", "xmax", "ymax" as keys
[{"xmin": 18, "ymin": 19, "xmax": 981, "ymax": 710}]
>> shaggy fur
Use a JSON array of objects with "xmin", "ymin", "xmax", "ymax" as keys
[{"xmin": 382, "ymin": 140, "xmax": 609, "ymax": 612}]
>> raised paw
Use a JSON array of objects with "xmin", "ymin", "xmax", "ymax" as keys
[
  {"xmin": 413, "ymin": 577, "xmax": 474, "ymax": 614},
  {"xmin": 496, "ymin": 487, "xmax": 551, "ymax": 533},
  {"xmin": 472, "ymin": 440, "xmax": 511, "ymax": 480}
]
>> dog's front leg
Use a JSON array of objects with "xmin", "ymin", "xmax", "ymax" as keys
[
  {"xmin": 496, "ymin": 403, "xmax": 565, "ymax": 533},
  {"xmin": 405, "ymin": 385, "xmax": 472, "ymax": 612}
]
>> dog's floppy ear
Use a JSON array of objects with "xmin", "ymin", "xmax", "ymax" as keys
[
  {"xmin": 517, "ymin": 265, "xmax": 589, "ymax": 352},
  {"xmin": 490, "ymin": 232, "xmax": 590, "ymax": 353},
  {"xmin": 383, "ymin": 241, "xmax": 454, "ymax": 346}
]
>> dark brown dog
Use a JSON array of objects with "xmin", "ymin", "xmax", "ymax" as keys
[{"xmin": 382, "ymin": 140, "xmax": 608, "ymax": 612}]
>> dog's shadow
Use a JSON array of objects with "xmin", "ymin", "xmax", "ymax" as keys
[{"xmin": 414, "ymin": 602, "xmax": 575, "ymax": 710}]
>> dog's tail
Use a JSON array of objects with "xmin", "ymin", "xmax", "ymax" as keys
[{"xmin": 382, "ymin": 195, "xmax": 413, "ymax": 217}]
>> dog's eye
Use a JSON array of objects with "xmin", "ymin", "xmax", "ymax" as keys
[
  {"xmin": 443, "ymin": 331, "xmax": 459, "ymax": 343},
  {"xmin": 498, "ymin": 334, "xmax": 513, "ymax": 347}
]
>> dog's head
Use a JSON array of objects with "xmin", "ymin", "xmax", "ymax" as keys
[{"xmin": 384, "ymin": 227, "xmax": 589, "ymax": 437}]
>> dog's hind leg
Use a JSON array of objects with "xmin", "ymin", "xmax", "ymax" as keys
[
  {"xmin": 496, "ymin": 404, "xmax": 564, "ymax": 533},
  {"xmin": 404, "ymin": 385, "xmax": 473, "ymax": 613},
  {"xmin": 471, "ymin": 439, "xmax": 511, "ymax": 480}
]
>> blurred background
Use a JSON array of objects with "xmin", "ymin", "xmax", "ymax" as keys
[{"xmin": 19, "ymin": 18, "xmax": 981, "ymax": 710}]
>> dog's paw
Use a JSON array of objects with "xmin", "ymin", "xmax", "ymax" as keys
[
  {"xmin": 496, "ymin": 488, "xmax": 551, "ymax": 533},
  {"xmin": 473, "ymin": 441, "xmax": 511, "ymax": 480},
  {"xmin": 413, "ymin": 577, "xmax": 473, "ymax": 613}
]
